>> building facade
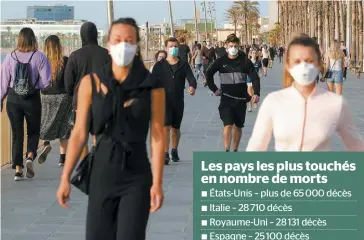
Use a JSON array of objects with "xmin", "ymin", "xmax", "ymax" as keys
[
  {"xmin": 268, "ymin": 0, "xmax": 278, "ymax": 30},
  {"xmin": 1, "ymin": 19, "xmax": 105, "ymax": 52},
  {"xmin": 27, "ymin": 5, "xmax": 74, "ymax": 21}
]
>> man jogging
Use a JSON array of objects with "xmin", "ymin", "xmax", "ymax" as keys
[
  {"xmin": 206, "ymin": 34, "xmax": 258, "ymax": 152},
  {"xmin": 152, "ymin": 37, "xmax": 197, "ymax": 165}
]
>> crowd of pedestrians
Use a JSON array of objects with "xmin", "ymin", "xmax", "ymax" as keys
[{"xmin": 1, "ymin": 18, "xmax": 364, "ymax": 240}]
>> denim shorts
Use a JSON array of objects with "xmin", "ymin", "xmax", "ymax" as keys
[{"xmin": 326, "ymin": 70, "xmax": 343, "ymax": 84}]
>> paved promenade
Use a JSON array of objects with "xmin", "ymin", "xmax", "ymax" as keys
[{"xmin": 1, "ymin": 61, "xmax": 364, "ymax": 240}]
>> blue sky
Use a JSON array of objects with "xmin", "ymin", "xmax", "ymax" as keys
[{"xmin": 1, "ymin": 1, "xmax": 268, "ymax": 31}]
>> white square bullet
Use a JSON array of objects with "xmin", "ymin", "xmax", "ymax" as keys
[
  {"xmin": 201, "ymin": 220, "xmax": 208, "ymax": 226},
  {"xmin": 201, "ymin": 191, "xmax": 208, "ymax": 197},
  {"xmin": 201, "ymin": 234, "xmax": 208, "ymax": 240},
  {"xmin": 201, "ymin": 205, "xmax": 207, "ymax": 211}
]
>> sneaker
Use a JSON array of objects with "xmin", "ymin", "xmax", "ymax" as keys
[
  {"xmin": 171, "ymin": 149, "xmax": 180, "ymax": 162},
  {"xmin": 37, "ymin": 144, "xmax": 52, "ymax": 164},
  {"xmin": 25, "ymin": 158, "xmax": 35, "ymax": 178},
  {"xmin": 14, "ymin": 171, "xmax": 24, "ymax": 181},
  {"xmin": 253, "ymin": 103, "xmax": 258, "ymax": 109},
  {"xmin": 248, "ymin": 105, "xmax": 252, "ymax": 112},
  {"xmin": 165, "ymin": 152, "xmax": 170, "ymax": 165},
  {"xmin": 58, "ymin": 158, "xmax": 65, "ymax": 167}
]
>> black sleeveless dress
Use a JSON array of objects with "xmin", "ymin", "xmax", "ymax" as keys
[{"xmin": 85, "ymin": 57, "xmax": 163, "ymax": 240}]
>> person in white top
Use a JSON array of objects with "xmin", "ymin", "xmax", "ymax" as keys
[
  {"xmin": 325, "ymin": 40, "xmax": 345, "ymax": 96},
  {"xmin": 261, "ymin": 46, "xmax": 269, "ymax": 76},
  {"xmin": 149, "ymin": 50, "xmax": 167, "ymax": 73},
  {"xmin": 192, "ymin": 43, "xmax": 203, "ymax": 82},
  {"xmin": 246, "ymin": 35, "xmax": 364, "ymax": 152}
]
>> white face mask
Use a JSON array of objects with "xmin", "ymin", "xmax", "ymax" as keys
[
  {"xmin": 288, "ymin": 62, "xmax": 319, "ymax": 86},
  {"xmin": 109, "ymin": 42, "xmax": 137, "ymax": 67},
  {"xmin": 227, "ymin": 47, "xmax": 239, "ymax": 56}
]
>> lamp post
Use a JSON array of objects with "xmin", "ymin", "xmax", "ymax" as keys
[
  {"xmin": 106, "ymin": 0, "xmax": 114, "ymax": 28},
  {"xmin": 193, "ymin": 0, "xmax": 199, "ymax": 41},
  {"xmin": 201, "ymin": 1, "xmax": 208, "ymax": 40},
  {"xmin": 168, "ymin": 0, "xmax": 175, "ymax": 37}
]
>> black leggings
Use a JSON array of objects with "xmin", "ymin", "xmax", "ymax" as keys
[
  {"xmin": 6, "ymin": 89, "xmax": 41, "ymax": 169},
  {"xmin": 343, "ymin": 67, "xmax": 347, "ymax": 78}
]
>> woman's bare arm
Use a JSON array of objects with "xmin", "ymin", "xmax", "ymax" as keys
[
  {"xmin": 150, "ymin": 88, "xmax": 166, "ymax": 185},
  {"xmin": 61, "ymin": 75, "xmax": 92, "ymax": 181}
]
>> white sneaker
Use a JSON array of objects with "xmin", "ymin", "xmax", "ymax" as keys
[
  {"xmin": 248, "ymin": 106, "xmax": 252, "ymax": 112},
  {"xmin": 25, "ymin": 159, "xmax": 35, "ymax": 178},
  {"xmin": 253, "ymin": 103, "xmax": 258, "ymax": 109}
]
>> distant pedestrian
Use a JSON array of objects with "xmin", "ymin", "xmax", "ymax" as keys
[
  {"xmin": 37, "ymin": 35, "xmax": 73, "ymax": 167},
  {"xmin": 0, "ymin": 27, "xmax": 52, "ymax": 181},
  {"xmin": 325, "ymin": 41, "xmax": 345, "ymax": 96},
  {"xmin": 178, "ymin": 37, "xmax": 192, "ymax": 64},
  {"xmin": 150, "ymin": 50, "xmax": 167, "ymax": 72}
]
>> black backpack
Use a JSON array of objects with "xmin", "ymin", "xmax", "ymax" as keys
[{"xmin": 11, "ymin": 51, "xmax": 39, "ymax": 99}]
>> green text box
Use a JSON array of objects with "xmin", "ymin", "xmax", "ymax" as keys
[{"xmin": 193, "ymin": 152, "xmax": 364, "ymax": 240}]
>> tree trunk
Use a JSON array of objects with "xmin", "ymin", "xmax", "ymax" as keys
[
  {"xmin": 234, "ymin": 23, "xmax": 237, "ymax": 35},
  {"xmin": 351, "ymin": 1, "xmax": 356, "ymax": 67},
  {"xmin": 310, "ymin": 2, "xmax": 315, "ymax": 37},
  {"xmin": 334, "ymin": 1, "xmax": 339, "ymax": 40},
  {"xmin": 358, "ymin": 1, "xmax": 363, "ymax": 72},
  {"xmin": 339, "ymin": 0, "xmax": 345, "ymax": 41},
  {"xmin": 324, "ymin": 2, "xmax": 330, "ymax": 52}
]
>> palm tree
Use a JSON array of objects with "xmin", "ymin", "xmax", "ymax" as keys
[
  {"xmin": 233, "ymin": 0, "xmax": 259, "ymax": 44},
  {"xmin": 225, "ymin": 7, "xmax": 240, "ymax": 34}
]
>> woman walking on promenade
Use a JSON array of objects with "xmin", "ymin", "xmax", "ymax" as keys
[
  {"xmin": 325, "ymin": 40, "xmax": 345, "ymax": 96},
  {"xmin": 0, "ymin": 27, "xmax": 51, "ymax": 180},
  {"xmin": 37, "ymin": 35, "xmax": 73, "ymax": 166},
  {"xmin": 246, "ymin": 35, "xmax": 364, "ymax": 151},
  {"xmin": 56, "ymin": 17, "xmax": 165, "ymax": 239}
]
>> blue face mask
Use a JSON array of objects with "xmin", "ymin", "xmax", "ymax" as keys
[{"xmin": 168, "ymin": 47, "xmax": 179, "ymax": 57}]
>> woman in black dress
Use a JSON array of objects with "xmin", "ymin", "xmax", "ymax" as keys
[{"xmin": 56, "ymin": 18, "xmax": 166, "ymax": 240}]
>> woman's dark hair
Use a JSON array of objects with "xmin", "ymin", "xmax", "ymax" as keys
[
  {"xmin": 226, "ymin": 34, "xmax": 240, "ymax": 44},
  {"xmin": 283, "ymin": 35, "xmax": 322, "ymax": 88},
  {"xmin": 165, "ymin": 37, "xmax": 179, "ymax": 47},
  {"xmin": 154, "ymin": 50, "xmax": 167, "ymax": 61},
  {"xmin": 197, "ymin": 43, "xmax": 202, "ymax": 49},
  {"xmin": 17, "ymin": 27, "xmax": 38, "ymax": 52},
  {"xmin": 108, "ymin": 17, "xmax": 142, "ymax": 61}
]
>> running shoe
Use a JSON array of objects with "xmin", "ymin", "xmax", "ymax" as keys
[
  {"xmin": 165, "ymin": 152, "xmax": 171, "ymax": 165},
  {"xmin": 38, "ymin": 144, "xmax": 52, "ymax": 164},
  {"xmin": 171, "ymin": 149, "xmax": 180, "ymax": 162},
  {"xmin": 58, "ymin": 158, "xmax": 65, "ymax": 167},
  {"xmin": 25, "ymin": 158, "xmax": 35, "ymax": 178},
  {"xmin": 248, "ymin": 105, "xmax": 252, "ymax": 112},
  {"xmin": 14, "ymin": 171, "xmax": 24, "ymax": 181},
  {"xmin": 253, "ymin": 103, "xmax": 258, "ymax": 109}
]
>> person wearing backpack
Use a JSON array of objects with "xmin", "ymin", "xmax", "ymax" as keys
[{"xmin": 0, "ymin": 27, "xmax": 52, "ymax": 181}]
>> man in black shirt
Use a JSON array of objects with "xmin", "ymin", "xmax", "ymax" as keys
[
  {"xmin": 178, "ymin": 37, "xmax": 192, "ymax": 64},
  {"xmin": 215, "ymin": 41, "xmax": 227, "ymax": 59},
  {"xmin": 64, "ymin": 21, "xmax": 110, "ymax": 160},
  {"xmin": 206, "ymin": 34, "xmax": 258, "ymax": 152},
  {"xmin": 202, "ymin": 40, "xmax": 216, "ymax": 86},
  {"xmin": 278, "ymin": 45, "xmax": 284, "ymax": 63},
  {"xmin": 152, "ymin": 37, "xmax": 197, "ymax": 165}
]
